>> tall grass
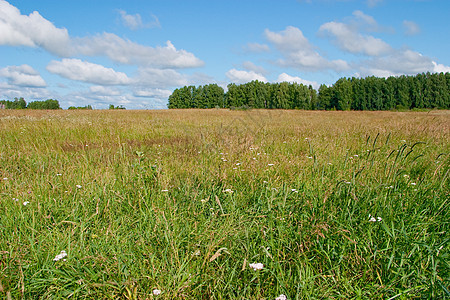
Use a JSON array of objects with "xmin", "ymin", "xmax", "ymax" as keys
[{"xmin": 0, "ymin": 109, "xmax": 448, "ymax": 299}]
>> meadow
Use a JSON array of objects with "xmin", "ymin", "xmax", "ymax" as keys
[{"xmin": 0, "ymin": 109, "xmax": 448, "ymax": 299}]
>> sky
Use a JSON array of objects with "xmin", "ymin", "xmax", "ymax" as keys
[{"xmin": 0, "ymin": 0, "xmax": 449, "ymax": 109}]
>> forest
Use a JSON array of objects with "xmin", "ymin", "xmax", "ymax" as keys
[
  {"xmin": 168, "ymin": 72, "xmax": 450, "ymax": 110},
  {"xmin": 0, "ymin": 98, "xmax": 61, "ymax": 110}
]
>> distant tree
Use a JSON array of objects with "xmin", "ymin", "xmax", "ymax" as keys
[{"xmin": 27, "ymin": 99, "xmax": 60, "ymax": 109}]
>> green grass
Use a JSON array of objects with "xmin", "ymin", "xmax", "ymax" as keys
[{"xmin": 0, "ymin": 109, "xmax": 449, "ymax": 299}]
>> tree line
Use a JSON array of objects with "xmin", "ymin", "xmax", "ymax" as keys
[
  {"xmin": 0, "ymin": 98, "xmax": 61, "ymax": 110},
  {"xmin": 168, "ymin": 72, "xmax": 450, "ymax": 110}
]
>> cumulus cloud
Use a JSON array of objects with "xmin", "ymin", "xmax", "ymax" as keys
[
  {"xmin": 277, "ymin": 73, "xmax": 319, "ymax": 89},
  {"xmin": 74, "ymin": 34, "xmax": 204, "ymax": 68},
  {"xmin": 118, "ymin": 10, "xmax": 161, "ymax": 30},
  {"xmin": 0, "ymin": 64, "xmax": 46, "ymax": 87},
  {"xmin": 319, "ymin": 21, "xmax": 392, "ymax": 56},
  {"xmin": 46, "ymin": 59, "xmax": 131, "ymax": 85},
  {"xmin": 225, "ymin": 69, "xmax": 267, "ymax": 84},
  {"xmin": 403, "ymin": 20, "xmax": 420, "ymax": 36},
  {"xmin": 265, "ymin": 26, "xmax": 349, "ymax": 71},
  {"xmin": 357, "ymin": 49, "xmax": 450, "ymax": 77},
  {"xmin": 0, "ymin": 0, "xmax": 71, "ymax": 56},
  {"xmin": 0, "ymin": 1, "xmax": 202, "ymax": 69}
]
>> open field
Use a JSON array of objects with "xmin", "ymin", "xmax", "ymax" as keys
[{"xmin": 0, "ymin": 109, "xmax": 449, "ymax": 299}]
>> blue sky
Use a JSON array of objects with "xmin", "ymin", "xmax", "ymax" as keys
[{"xmin": 0, "ymin": 0, "xmax": 449, "ymax": 109}]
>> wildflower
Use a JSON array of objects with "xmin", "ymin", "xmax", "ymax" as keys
[
  {"xmin": 291, "ymin": 189, "xmax": 298, "ymax": 193},
  {"xmin": 268, "ymin": 163, "xmax": 274, "ymax": 166},
  {"xmin": 3, "ymin": 178, "xmax": 7, "ymax": 180},
  {"xmin": 223, "ymin": 189, "xmax": 233, "ymax": 193},
  {"xmin": 344, "ymin": 181, "xmax": 351, "ymax": 184},
  {"xmin": 249, "ymin": 262, "xmax": 264, "ymax": 270},
  {"xmin": 403, "ymin": 174, "xmax": 409, "ymax": 179},
  {"xmin": 152, "ymin": 289, "xmax": 161, "ymax": 296},
  {"xmin": 200, "ymin": 199, "xmax": 208, "ymax": 203},
  {"xmin": 307, "ymin": 156, "xmax": 313, "ymax": 159},
  {"xmin": 161, "ymin": 189, "xmax": 169, "ymax": 192},
  {"xmin": 236, "ymin": 163, "xmax": 241, "ymax": 166},
  {"xmin": 23, "ymin": 201, "xmax": 30, "ymax": 206},
  {"xmin": 410, "ymin": 182, "xmax": 416, "ymax": 186},
  {"xmin": 276, "ymin": 295, "xmax": 287, "ymax": 300},
  {"xmin": 369, "ymin": 214, "xmax": 382, "ymax": 222},
  {"xmin": 76, "ymin": 185, "xmax": 82, "ymax": 189},
  {"xmin": 53, "ymin": 250, "xmax": 67, "ymax": 262}
]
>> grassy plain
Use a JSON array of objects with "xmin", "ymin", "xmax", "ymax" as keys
[{"xmin": 0, "ymin": 109, "xmax": 449, "ymax": 299}]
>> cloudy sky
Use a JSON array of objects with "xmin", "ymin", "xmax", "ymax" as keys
[{"xmin": 0, "ymin": 0, "xmax": 449, "ymax": 109}]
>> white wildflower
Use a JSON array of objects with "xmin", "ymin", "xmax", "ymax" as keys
[
  {"xmin": 249, "ymin": 262, "xmax": 264, "ymax": 270},
  {"xmin": 403, "ymin": 174, "xmax": 409, "ymax": 179},
  {"xmin": 223, "ymin": 189, "xmax": 233, "ymax": 193},
  {"xmin": 3, "ymin": 178, "xmax": 8, "ymax": 180},
  {"xmin": 410, "ymin": 182, "xmax": 416, "ymax": 186},
  {"xmin": 276, "ymin": 294, "xmax": 287, "ymax": 300},
  {"xmin": 268, "ymin": 163, "xmax": 274, "ymax": 166},
  {"xmin": 161, "ymin": 189, "xmax": 169, "ymax": 192},
  {"xmin": 76, "ymin": 185, "xmax": 82, "ymax": 189},
  {"xmin": 152, "ymin": 288, "xmax": 161, "ymax": 296},
  {"xmin": 369, "ymin": 214, "xmax": 382, "ymax": 222},
  {"xmin": 56, "ymin": 173, "xmax": 62, "ymax": 176},
  {"xmin": 23, "ymin": 201, "xmax": 30, "ymax": 206},
  {"xmin": 53, "ymin": 250, "xmax": 67, "ymax": 262}
]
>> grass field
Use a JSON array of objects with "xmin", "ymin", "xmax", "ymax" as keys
[{"xmin": 0, "ymin": 109, "xmax": 449, "ymax": 299}]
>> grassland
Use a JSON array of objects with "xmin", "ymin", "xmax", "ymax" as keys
[{"xmin": 0, "ymin": 109, "xmax": 448, "ymax": 299}]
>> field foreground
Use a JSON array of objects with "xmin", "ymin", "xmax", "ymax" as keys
[{"xmin": 0, "ymin": 109, "xmax": 449, "ymax": 299}]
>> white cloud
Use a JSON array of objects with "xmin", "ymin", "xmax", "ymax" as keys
[
  {"xmin": 319, "ymin": 21, "xmax": 392, "ymax": 56},
  {"xmin": 134, "ymin": 88, "xmax": 172, "ymax": 99},
  {"xmin": 118, "ymin": 10, "xmax": 161, "ymax": 30},
  {"xmin": 276, "ymin": 73, "xmax": 319, "ymax": 89},
  {"xmin": 46, "ymin": 59, "xmax": 131, "ymax": 85},
  {"xmin": 432, "ymin": 61, "xmax": 450, "ymax": 73},
  {"xmin": 0, "ymin": 0, "xmax": 71, "ymax": 56},
  {"xmin": 89, "ymin": 85, "xmax": 121, "ymax": 96},
  {"xmin": 135, "ymin": 67, "xmax": 188, "ymax": 87},
  {"xmin": 225, "ymin": 69, "xmax": 267, "ymax": 84},
  {"xmin": 403, "ymin": 20, "xmax": 420, "ymax": 36},
  {"xmin": 265, "ymin": 26, "xmax": 349, "ymax": 71},
  {"xmin": 0, "ymin": 64, "xmax": 46, "ymax": 87},
  {"xmin": 74, "ymin": 34, "xmax": 204, "ymax": 68},
  {"xmin": 242, "ymin": 61, "xmax": 267, "ymax": 75},
  {"xmin": 245, "ymin": 42, "xmax": 270, "ymax": 53},
  {"xmin": 0, "ymin": 1, "xmax": 202, "ymax": 70},
  {"xmin": 358, "ymin": 49, "xmax": 450, "ymax": 77}
]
